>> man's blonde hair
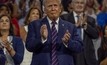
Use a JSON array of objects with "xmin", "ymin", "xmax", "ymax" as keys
[{"xmin": 43, "ymin": 0, "xmax": 61, "ymax": 6}]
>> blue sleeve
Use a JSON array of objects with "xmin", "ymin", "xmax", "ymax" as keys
[
  {"xmin": 68, "ymin": 25, "xmax": 84, "ymax": 53},
  {"xmin": 12, "ymin": 38, "xmax": 24, "ymax": 64},
  {"xmin": 26, "ymin": 22, "xmax": 44, "ymax": 52},
  {"xmin": 97, "ymin": 13, "xmax": 107, "ymax": 28},
  {"xmin": 0, "ymin": 48, "xmax": 6, "ymax": 65}
]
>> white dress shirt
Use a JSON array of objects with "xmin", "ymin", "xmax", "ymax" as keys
[
  {"xmin": 42, "ymin": 17, "xmax": 68, "ymax": 47},
  {"xmin": 41, "ymin": 17, "xmax": 59, "ymax": 43},
  {"xmin": 73, "ymin": 11, "xmax": 84, "ymax": 40},
  {"xmin": 47, "ymin": 17, "xmax": 59, "ymax": 32}
]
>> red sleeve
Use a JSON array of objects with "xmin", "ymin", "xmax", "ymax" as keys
[
  {"xmin": 11, "ymin": 18, "xmax": 20, "ymax": 37},
  {"xmin": 99, "ymin": 6, "xmax": 102, "ymax": 11}
]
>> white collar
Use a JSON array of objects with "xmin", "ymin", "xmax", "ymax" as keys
[
  {"xmin": 73, "ymin": 11, "xmax": 83, "ymax": 17},
  {"xmin": 47, "ymin": 16, "xmax": 59, "ymax": 24}
]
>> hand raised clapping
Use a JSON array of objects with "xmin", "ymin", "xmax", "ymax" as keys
[
  {"xmin": 1, "ymin": 38, "xmax": 11, "ymax": 50},
  {"xmin": 62, "ymin": 30, "xmax": 71, "ymax": 45},
  {"xmin": 40, "ymin": 24, "xmax": 48, "ymax": 40}
]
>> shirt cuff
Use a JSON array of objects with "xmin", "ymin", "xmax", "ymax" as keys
[
  {"xmin": 63, "ymin": 42, "xmax": 68, "ymax": 48},
  {"xmin": 41, "ymin": 38, "xmax": 47, "ymax": 44}
]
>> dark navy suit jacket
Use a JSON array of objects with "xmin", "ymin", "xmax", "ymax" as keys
[
  {"xmin": 26, "ymin": 17, "xmax": 83, "ymax": 65},
  {"xmin": 0, "ymin": 36, "xmax": 24, "ymax": 65},
  {"xmin": 61, "ymin": 12, "xmax": 99, "ymax": 65},
  {"xmin": 0, "ymin": 48, "xmax": 6, "ymax": 65}
]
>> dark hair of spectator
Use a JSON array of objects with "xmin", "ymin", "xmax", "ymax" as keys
[
  {"xmin": 0, "ymin": 4, "xmax": 9, "ymax": 14},
  {"xmin": 0, "ymin": 15, "xmax": 14, "ymax": 37},
  {"xmin": 66, "ymin": 0, "xmax": 72, "ymax": 12},
  {"xmin": 6, "ymin": 3, "xmax": 13, "ymax": 16},
  {"xmin": 67, "ymin": 0, "xmax": 72, "ymax": 7},
  {"xmin": 101, "ymin": 24, "xmax": 107, "ymax": 51},
  {"xmin": 19, "ymin": 0, "xmax": 26, "ymax": 10},
  {"xmin": 24, "ymin": 7, "xmax": 42, "ymax": 25},
  {"xmin": 29, "ymin": 0, "xmax": 35, "ymax": 8}
]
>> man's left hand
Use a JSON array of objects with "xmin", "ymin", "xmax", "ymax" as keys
[{"xmin": 62, "ymin": 30, "xmax": 71, "ymax": 45}]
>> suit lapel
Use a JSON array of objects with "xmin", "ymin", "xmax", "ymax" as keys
[
  {"xmin": 41, "ymin": 17, "xmax": 67, "ymax": 45},
  {"xmin": 68, "ymin": 12, "xmax": 75, "ymax": 24},
  {"xmin": 57, "ymin": 18, "xmax": 66, "ymax": 44}
]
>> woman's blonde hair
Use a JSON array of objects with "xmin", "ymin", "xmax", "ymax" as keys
[
  {"xmin": 101, "ymin": 0, "xmax": 107, "ymax": 13},
  {"xmin": 93, "ymin": 0, "xmax": 100, "ymax": 15}
]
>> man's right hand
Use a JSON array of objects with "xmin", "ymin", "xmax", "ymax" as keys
[{"xmin": 40, "ymin": 24, "xmax": 48, "ymax": 40}]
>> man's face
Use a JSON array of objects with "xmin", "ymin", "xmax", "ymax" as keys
[
  {"xmin": 44, "ymin": 0, "xmax": 61, "ymax": 20},
  {"xmin": 73, "ymin": 0, "xmax": 85, "ymax": 13}
]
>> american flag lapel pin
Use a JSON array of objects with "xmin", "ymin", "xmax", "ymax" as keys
[{"xmin": 62, "ymin": 24, "xmax": 64, "ymax": 26}]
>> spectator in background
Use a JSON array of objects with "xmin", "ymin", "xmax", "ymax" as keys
[
  {"xmin": 85, "ymin": 0, "xmax": 100, "ymax": 19},
  {"xmin": 7, "ymin": 3, "xmax": 20, "ymax": 37},
  {"xmin": 61, "ymin": 0, "xmax": 72, "ymax": 12},
  {"xmin": 11, "ymin": 0, "xmax": 26, "ymax": 19},
  {"xmin": 18, "ymin": 0, "xmax": 42, "ymax": 27},
  {"xmin": 0, "ymin": 4, "xmax": 9, "ymax": 16},
  {"xmin": 97, "ymin": 0, "xmax": 107, "ymax": 29},
  {"xmin": 67, "ymin": 0, "xmax": 73, "ymax": 13},
  {"xmin": 98, "ymin": 24, "xmax": 107, "ymax": 65},
  {"xmin": 29, "ymin": 0, "xmax": 41, "ymax": 10},
  {"xmin": 18, "ymin": 0, "xmax": 26, "ymax": 27},
  {"xmin": 20, "ymin": 7, "xmax": 42, "ymax": 42},
  {"xmin": 61, "ymin": 0, "xmax": 99, "ymax": 65},
  {"xmin": 0, "ymin": 0, "xmax": 23, "ymax": 20},
  {"xmin": 97, "ymin": 0, "xmax": 103, "ymax": 10},
  {"xmin": 60, "ymin": 5, "xmax": 68, "ymax": 15},
  {"xmin": 20, "ymin": 7, "xmax": 42, "ymax": 65},
  {"xmin": 85, "ymin": 0, "xmax": 101, "ymax": 61},
  {"xmin": 0, "ymin": 14, "xmax": 24, "ymax": 65},
  {"xmin": 0, "ymin": 4, "xmax": 20, "ymax": 37}
]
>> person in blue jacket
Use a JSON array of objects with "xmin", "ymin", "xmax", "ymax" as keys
[
  {"xmin": 26, "ymin": 0, "xmax": 83, "ymax": 65},
  {"xmin": 97, "ymin": 0, "xmax": 107, "ymax": 29},
  {"xmin": 0, "ymin": 14, "xmax": 24, "ymax": 65}
]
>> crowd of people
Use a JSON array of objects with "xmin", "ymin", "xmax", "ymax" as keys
[{"xmin": 0, "ymin": 0, "xmax": 107, "ymax": 65}]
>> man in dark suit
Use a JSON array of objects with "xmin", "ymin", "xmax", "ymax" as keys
[
  {"xmin": 26, "ymin": 0, "xmax": 83, "ymax": 65},
  {"xmin": 60, "ymin": 0, "xmax": 99, "ymax": 65}
]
